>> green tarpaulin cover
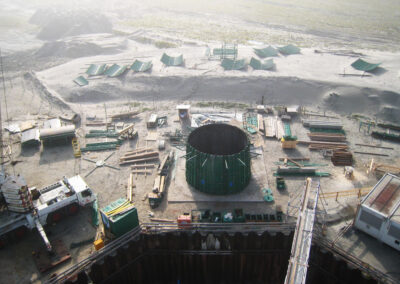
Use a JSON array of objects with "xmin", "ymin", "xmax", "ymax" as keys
[
  {"xmin": 105, "ymin": 64, "xmax": 128, "ymax": 77},
  {"xmin": 161, "ymin": 53, "xmax": 184, "ymax": 66},
  {"xmin": 73, "ymin": 76, "xmax": 89, "ymax": 86},
  {"xmin": 351, "ymin": 58, "xmax": 381, "ymax": 71},
  {"xmin": 278, "ymin": 44, "xmax": 300, "ymax": 55},
  {"xmin": 131, "ymin": 60, "xmax": 152, "ymax": 72},
  {"xmin": 86, "ymin": 64, "xmax": 107, "ymax": 76},
  {"xmin": 254, "ymin": 46, "xmax": 278, "ymax": 58},
  {"xmin": 221, "ymin": 58, "xmax": 247, "ymax": 70},
  {"xmin": 250, "ymin": 58, "xmax": 274, "ymax": 70}
]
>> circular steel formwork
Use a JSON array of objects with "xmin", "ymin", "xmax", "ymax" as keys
[{"xmin": 186, "ymin": 124, "xmax": 251, "ymax": 195}]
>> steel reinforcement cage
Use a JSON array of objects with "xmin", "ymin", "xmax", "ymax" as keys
[{"xmin": 185, "ymin": 124, "xmax": 251, "ymax": 194}]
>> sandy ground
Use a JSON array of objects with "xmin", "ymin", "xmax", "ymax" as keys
[{"xmin": 0, "ymin": 1, "xmax": 400, "ymax": 283}]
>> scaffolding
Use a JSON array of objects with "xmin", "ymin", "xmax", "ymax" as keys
[{"xmin": 208, "ymin": 43, "xmax": 238, "ymax": 61}]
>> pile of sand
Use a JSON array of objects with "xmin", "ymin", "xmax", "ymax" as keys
[
  {"xmin": 30, "ymin": 9, "xmax": 113, "ymax": 41},
  {"xmin": 34, "ymin": 35, "xmax": 128, "ymax": 59}
]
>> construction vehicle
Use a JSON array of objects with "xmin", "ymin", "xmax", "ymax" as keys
[
  {"xmin": 0, "ymin": 174, "xmax": 96, "ymax": 252},
  {"xmin": 149, "ymin": 151, "xmax": 174, "ymax": 208}
]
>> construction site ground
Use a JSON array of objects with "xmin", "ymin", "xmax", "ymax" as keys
[{"xmin": 1, "ymin": 78, "xmax": 400, "ymax": 284}]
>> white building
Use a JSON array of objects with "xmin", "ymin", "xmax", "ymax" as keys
[{"xmin": 354, "ymin": 173, "xmax": 400, "ymax": 251}]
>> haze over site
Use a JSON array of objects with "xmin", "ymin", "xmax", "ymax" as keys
[
  {"xmin": 0, "ymin": 0, "xmax": 399, "ymax": 121},
  {"xmin": 1, "ymin": 0, "xmax": 400, "ymax": 54}
]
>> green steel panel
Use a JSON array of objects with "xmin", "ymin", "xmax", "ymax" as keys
[
  {"xmin": 131, "ymin": 60, "xmax": 153, "ymax": 72},
  {"xmin": 86, "ymin": 64, "xmax": 107, "ymax": 76},
  {"xmin": 351, "ymin": 58, "xmax": 381, "ymax": 71},
  {"xmin": 90, "ymin": 130, "xmax": 116, "ymax": 134},
  {"xmin": 250, "ymin": 58, "xmax": 274, "ymax": 70},
  {"xmin": 85, "ymin": 133, "xmax": 119, "ymax": 138},
  {"xmin": 73, "ymin": 76, "xmax": 89, "ymax": 86},
  {"xmin": 86, "ymin": 141, "xmax": 122, "ymax": 147},
  {"xmin": 278, "ymin": 44, "xmax": 300, "ymax": 55},
  {"xmin": 185, "ymin": 129, "xmax": 251, "ymax": 195},
  {"xmin": 284, "ymin": 123, "xmax": 292, "ymax": 137},
  {"xmin": 221, "ymin": 58, "xmax": 247, "ymax": 70},
  {"xmin": 160, "ymin": 53, "xmax": 184, "ymax": 66},
  {"xmin": 254, "ymin": 46, "xmax": 278, "ymax": 58},
  {"xmin": 105, "ymin": 64, "xmax": 128, "ymax": 77}
]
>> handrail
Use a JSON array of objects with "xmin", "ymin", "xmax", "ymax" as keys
[{"xmin": 313, "ymin": 234, "xmax": 398, "ymax": 284}]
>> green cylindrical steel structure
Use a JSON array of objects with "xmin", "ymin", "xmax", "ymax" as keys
[{"xmin": 186, "ymin": 124, "xmax": 251, "ymax": 195}]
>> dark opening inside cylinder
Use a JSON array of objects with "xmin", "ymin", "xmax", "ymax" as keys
[{"xmin": 186, "ymin": 124, "xmax": 251, "ymax": 195}]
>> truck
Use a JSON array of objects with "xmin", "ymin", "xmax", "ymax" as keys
[{"xmin": 0, "ymin": 174, "xmax": 96, "ymax": 252}]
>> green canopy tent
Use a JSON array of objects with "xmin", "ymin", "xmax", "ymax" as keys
[
  {"xmin": 86, "ymin": 64, "xmax": 107, "ymax": 76},
  {"xmin": 131, "ymin": 60, "xmax": 153, "ymax": 72},
  {"xmin": 161, "ymin": 53, "xmax": 184, "ymax": 66},
  {"xmin": 73, "ymin": 76, "xmax": 89, "ymax": 86},
  {"xmin": 221, "ymin": 58, "xmax": 247, "ymax": 70},
  {"xmin": 105, "ymin": 64, "xmax": 128, "ymax": 77},
  {"xmin": 250, "ymin": 58, "xmax": 274, "ymax": 70},
  {"xmin": 351, "ymin": 58, "xmax": 381, "ymax": 72},
  {"xmin": 278, "ymin": 44, "xmax": 300, "ymax": 55},
  {"xmin": 254, "ymin": 46, "xmax": 278, "ymax": 58}
]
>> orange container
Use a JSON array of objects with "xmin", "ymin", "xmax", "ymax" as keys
[
  {"xmin": 177, "ymin": 215, "xmax": 192, "ymax": 228},
  {"xmin": 93, "ymin": 238, "xmax": 105, "ymax": 251}
]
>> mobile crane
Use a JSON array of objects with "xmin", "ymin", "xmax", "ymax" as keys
[{"xmin": 0, "ymin": 174, "xmax": 96, "ymax": 252}]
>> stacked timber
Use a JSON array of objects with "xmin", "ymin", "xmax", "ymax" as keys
[
  {"xmin": 264, "ymin": 117, "xmax": 284, "ymax": 140},
  {"xmin": 297, "ymin": 140, "xmax": 348, "ymax": 151},
  {"xmin": 307, "ymin": 133, "xmax": 346, "ymax": 142},
  {"xmin": 331, "ymin": 151, "xmax": 353, "ymax": 166},
  {"xmin": 119, "ymin": 148, "xmax": 159, "ymax": 166}
]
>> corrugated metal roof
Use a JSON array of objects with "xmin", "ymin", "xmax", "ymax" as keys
[
  {"xmin": 21, "ymin": 129, "xmax": 40, "ymax": 145},
  {"xmin": 43, "ymin": 118, "xmax": 61, "ymax": 129},
  {"xmin": 363, "ymin": 174, "xmax": 400, "ymax": 222}
]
